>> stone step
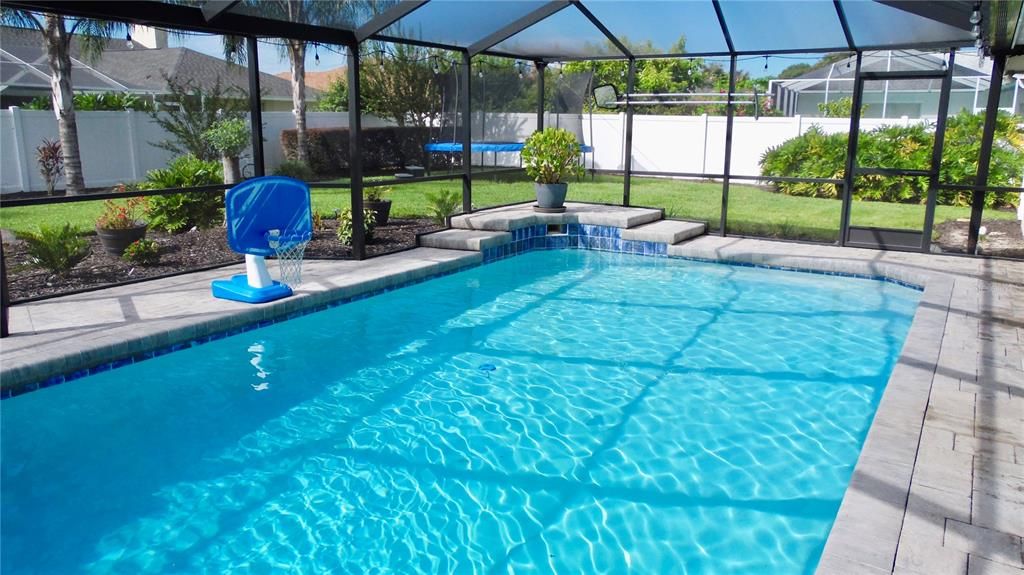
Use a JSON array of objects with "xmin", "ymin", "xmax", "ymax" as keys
[
  {"xmin": 418, "ymin": 229, "xmax": 511, "ymax": 251},
  {"xmin": 451, "ymin": 202, "xmax": 662, "ymax": 232},
  {"xmin": 620, "ymin": 220, "xmax": 706, "ymax": 244}
]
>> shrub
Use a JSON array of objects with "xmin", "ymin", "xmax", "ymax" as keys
[
  {"xmin": 20, "ymin": 224, "xmax": 90, "ymax": 275},
  {"xmin": 425, "ymin": 189, "xmax": 462, "ymax": 224},
  {"xmin": 122, "ymin": 239, "xmax": 160, "ymax": 265},
  {"xmin": 336, "ymin": 208, "xmax": 377, "ymax": 245},
  {"xmin": 35, "ymin": 138, "xmax": 63, "ymax": 195},
  {"xmin": 96, "ymin": 197, "xmax": 147, "ymax": 230},
  {"xmin": 273, "ymin": 159, "xmax": 315, "ymax": 181},
  {"xmin": 280, "ymin": 126, "xmax": 431, "ymax": 177},
  {"xmin": 203, "ymin": 118, "xmax": 249, "ymax": 158},
  {"xmin": 760, "ymin": 110, "xmax": 1023, "ymax": 209},
  {"xmin": 142, "ymin": 155, "xmax": 224, "ymax": 233},
  {"xmin": 521, "ymin": 128, "xmax": 584, "ymax": 184}
]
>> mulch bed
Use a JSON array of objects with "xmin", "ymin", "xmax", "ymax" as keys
[
  {"xmin": 933, "ymin": 217, "xmax": 1024, "ymax": 258},
  {"xmin": 3, "ymin": 217, "xmax": 442, "ymax": 302}
]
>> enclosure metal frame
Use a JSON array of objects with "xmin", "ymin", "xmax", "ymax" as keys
[{"xmin": 0, "ymin": 0, "xmax": 1018, "ymax": 335}]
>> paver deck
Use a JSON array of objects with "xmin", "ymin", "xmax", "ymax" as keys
[
  {"xmin": 1, "ymin": 219, "xmax": 1021, "ymax": 574},
  {"xmin": 450, "ymin": 201, "xmax": 663, "ymax": 231}
]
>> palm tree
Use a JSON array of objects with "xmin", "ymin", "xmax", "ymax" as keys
[{"xmin": 1, "ymin": 9, "xmax": 125, "ymax": 194}]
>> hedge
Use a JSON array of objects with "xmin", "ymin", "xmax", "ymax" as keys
[
  {"xmin": 281, "ymin": 126, "xmax": 432, "ymax": 177},
  {"xmin": 760, "ymin": 110, "xmax": 1023, "ymax": 208}
]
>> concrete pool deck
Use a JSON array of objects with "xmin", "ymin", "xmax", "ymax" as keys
[{"xmin": 0, "ymin": 221, "xmax": 1021, "ymax": 574}]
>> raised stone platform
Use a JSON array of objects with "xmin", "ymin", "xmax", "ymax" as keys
[
  {"xmin": 620, "ymin": 219, "xmax": 706, "ymax": 244},
  {"xmin": 418, "ymin": 228, "xmax": 511, "ymax": 251},
  {"xmin": 450, "ymin": 202, "xmax": 663, "ymax": 231}
]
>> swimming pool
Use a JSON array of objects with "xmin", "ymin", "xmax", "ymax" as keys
[{"xmin": 1, "ymin": 249, "xmax": 920, "ymax": 574}]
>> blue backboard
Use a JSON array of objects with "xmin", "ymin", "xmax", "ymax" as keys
[{"xmin": 224, "ymin": 176, "xmax": 313, "ymax": 257}]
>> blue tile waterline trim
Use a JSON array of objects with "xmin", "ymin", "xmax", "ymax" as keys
[{"xmin": 3, "ymin": 227, "xmax": 922, "ymax": 399}]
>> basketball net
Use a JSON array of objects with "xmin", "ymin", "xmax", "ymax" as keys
[{"xmin": 266, "ymin": 229, "xmax": 311, "ymax": 287}]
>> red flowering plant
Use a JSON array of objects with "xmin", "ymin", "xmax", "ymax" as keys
[{"xmin": 96, "ymin": 195, "xmax": 148, "ymax": 230}]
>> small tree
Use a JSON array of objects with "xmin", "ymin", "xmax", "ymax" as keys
[
  {"xmin": 361, "ymin": 43, "xmax": 443, "ymax": 128},
  {"xmin": 35, "ymin": 138, "xmax": 63, "ymax": 195},
  {"xmin": 316, "ymin": 76, "xmax": 347, "ymax": 112},
  {"xmin": 148, "ymin": 74, "xmax": 245, "ymax": 162},
  {"xmin": 203, "ymin": 118, "xmax": 250, "ymax": 184}
]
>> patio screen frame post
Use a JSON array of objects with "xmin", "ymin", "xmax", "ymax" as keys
[
  {"xmin": 246, "ymin": 36, "xmax": 265, "ymax": 177},
  {"xmin": 1, "ymin": 241, "xmax": 8, "ymax": 338},
  {"xmin": 536, "ymin": 61, "xmax": 546, "ymax": 132},
  {"xmin": 922, "ymin": 49, "xmax": 956, "ymax": 253},
  {"xmin": 839, "ymin": 52, "xmax": 865, "ymax": 247},
  {"xmin": 719, "ymin": 54, "xmax": 737, "ymax": 235},
  {"xmin": 348, "ymin": 46, "xmax": 366, "ymax": 260},
  {"xmin": 622, "ymin": 58, "xmax": 636, "ymax": 207},
  {"xmin": 967, "ymin": 53, "xmax": 1006, "ymax": 254},
  {"xmin": 461, "ymin": 51, "xmax": 473, "ymax": 214}
]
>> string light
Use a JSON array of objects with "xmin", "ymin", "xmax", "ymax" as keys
[
  {"xmin": 125, "ymin": 29, "xmax": 133, "ymax": 49},
  {"xmin": 763, "ymin": 55, "xmax": 768, "ymax": 70},
  {"xmin": 969, "ymin": 4, "xmax": 981, "ymax": 24},
  {"xmin": 314, "ymin": 45, "xmax": 320, "ymax": 65}
]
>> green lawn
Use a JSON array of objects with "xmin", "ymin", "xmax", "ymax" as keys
[{"xmin": 1, "ymin": 174, "xmax": 1013, "ymax": 244}]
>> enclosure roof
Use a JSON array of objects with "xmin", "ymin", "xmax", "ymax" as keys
[{"xmin": 5, "ymin": 1, "xmax": 1020, "ymax": 62}]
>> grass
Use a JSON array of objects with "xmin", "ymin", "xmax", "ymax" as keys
[{"xmin": 1, "ymin": 174, "xmax": 1014, "ymax": 243}]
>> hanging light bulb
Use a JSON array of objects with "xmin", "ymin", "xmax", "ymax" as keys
[
  {"xmin": 763, "ymin": 55, "xmax": 768, "ymax": 70},
  {"xmin": 478, "ymin": 69, "xmax": 484, "ymax": 78},
  {"xmin": 125, "ymin": 30, "xmax": 133, "ymax": 49},
  {"xmin": 314, "ymin": 46, "xmax": 320, "ymax": 66},
  {"xmin": 518, "ymin": 63, "xmax": 524, "ymax": 79},
  {"xmin": 972, "ymin": 23, "xmax": 981, "ymax": 36},
  {"xmin": 432, "ymin": 57, "xmax": 440, "ymax": 74},
  {"xmin": 969, "ymin": 5, "xmax": 981, "ymax": 24},
  {"xmin": 975, "ymin": 37, "xmax": 984, "ymax": 48}
]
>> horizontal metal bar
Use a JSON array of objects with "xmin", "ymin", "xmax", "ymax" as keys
[
  {"xmin": 730, "ymin": 174, "xmax": 844, "ymax": 185},
  {"xmin": 855, "ymin": 167, "xmax": 933, "ymax": 177},
  {"xmin": 628, "ymin": 92, "xmax": 756, "ymax": 97},
  {"xmin": 615, "ymin": 100, "xmax": 754, "ymax": 105},
  {"xmin": 936, "ymin": 183, "xmax": 1024, "ymax": 194},
  {"xmin": 362, "ymin": 173, "xmax": 464, "ymax": 187},
  {"xmin": 0, "ymin": 184, "xmax": 228, "ymax": 208},
  {"xmin": 860, "ymin": 70, "xmax": 948, "ymax": 80}
]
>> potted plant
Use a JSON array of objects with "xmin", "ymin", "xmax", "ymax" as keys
[
  {"xmin": 95, "ymin": 195, "xmax": 148, "ymax": 256},
  {"xmin": 203, "ymin": 117, "xmax": 249, "ymax": 185},
  {"xmin": 521, "ymin": 127, "xmax": 584, "ymax": 212},
  {"xmin": 365, "ymin": 186, "xmax": 392, "ymax": 226}
]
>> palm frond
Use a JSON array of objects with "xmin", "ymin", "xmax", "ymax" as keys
[
  {"xmin": 68, "ymin": 18, "xmax": 125, "ymax": 64},
  {"xmin": 0, "ymin": 8, "xmax": 44, "ymax": 30}
]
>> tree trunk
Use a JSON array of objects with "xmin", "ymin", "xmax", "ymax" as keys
[
  {"xmin": 288, "ymin": 41, "xmax": 308, "ymax": 165},
  {"xmin": 43, "ymin": 15, "xmax": 85, "ymax": 195},
  {"xmin": 222, "ymin": 155, "xmax": 241, "ymax": 185}
]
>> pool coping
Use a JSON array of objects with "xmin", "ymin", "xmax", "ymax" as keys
[{"xmin": 0, "ymin": 235, "xmax": 973, "ymax": 574}]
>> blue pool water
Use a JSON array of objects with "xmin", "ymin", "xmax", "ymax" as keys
[{"xmin": 1, "ymin": 250, "xmax": 919, "ymax": 574}]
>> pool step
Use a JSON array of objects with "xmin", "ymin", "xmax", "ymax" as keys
[
  {"xmin": 418, "ymin": 229, "xmax": 512, "ymax": 251},
  {"xmin": 450, "ymin": 202, "xmax": 662, "ymax": 231},
  {"xmin": 620, "ymin": 220, "xmax": 706, "ymax": 245}
]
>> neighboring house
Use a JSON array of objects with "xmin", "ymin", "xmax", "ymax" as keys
[
  {"xmin": 278, "ymin": 66, "xmax": 345, "ymax": 93},
  {"xmin": 771, "ymin": 50, "xmax": 1023, "ymax": 119},
  {"xmin": 0, "ymin": 25, "xmax": 319, "ymax": 110}
]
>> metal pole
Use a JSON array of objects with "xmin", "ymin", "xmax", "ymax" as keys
[
  {"xmin": 622, "ymin": 58, "xmax": 636, "ymax": 206},
  {"xmin": 536, "ymin": 61, "xmax": 546, "ymax": 131},
  {"xmin": 967, "ymin": 53, "xmax": 1006, "ymax": 253},
  {"xmin": 347, "ymin": 46, "xmax": 366, "ymax": 259},
  {"xmin": 839, "ymin": 52, "xmax": 864, "ymax": 246},
  {"xmin": 922, "ymin": 50, "xmax": 955, "ymax": 253},
  {"xmin": 1, "ymin": 240, "xmax": 9, "ymax": 338},
  {"xmin": 719, "ymin": 54, "xmax": 736, "ymax": 235},
  {"xmin": 461, "ymin": 51, "xmax": 472, "ymax": 214},
  {"xmin": 246, "ymin": 36, "xmax": 265, "ymax": 177}
]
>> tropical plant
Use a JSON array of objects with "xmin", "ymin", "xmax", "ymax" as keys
[
  {"xmin": 521, "ymin": 128, "xmax": 584, "ymax": 184},
  {"xmin": 142, "ymin": 155, "xmax": 224, "ymax": 232},
  {"xmin": 20, "ymin": 223, "xmax": 90, "ymax": 275},
  {"xmin": 96, "ymin": 197, "xmax": 147, "ymax": 230},
  {"xmin": 35, "ymin": 138, "xmax": 63, "ymax": 195},
  {"xmin": 336, "ymin": 208, "xmax": 377, "ymax": 245},
  {"xmin": 817, "ymin": 97, "xmax": 868, "ymax": 118},
  {"xmin": 25, "ymin": 91, "xmax": 152, "ymax": 111},
  {"xmin": 122, "ymin": 239, "xmax": 160, "ymax": 265},
  {"xmin": 424, "ymin": 189, "xmax": 461, "ymax": 224},
  {"xmin": 148, "ymin": 74, "xmax": 246, "ymax": 162},
  {"xmin": 365, "ymin": 186, "xmax": 390, "ymax": 202},
  {"xmin": 0, "ymin": 9, "xmax": 130, "ymax": 194},
  {"xmin": 273, "ymin": 159, "xmax": 315, "ymax": 181}
]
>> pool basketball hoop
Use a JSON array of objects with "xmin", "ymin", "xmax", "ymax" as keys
[{"xmin": 212, "ymin": 176, "xmax": 313, "ymax": 304}]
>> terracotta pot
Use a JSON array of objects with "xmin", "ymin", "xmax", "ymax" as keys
[
  {"xmin": 96, "ymin": 223, "xmax": 147, "ymax": 256},
  {"xmin": 366, "ymin": 199, "xmax": 392, "ymax": 226}
]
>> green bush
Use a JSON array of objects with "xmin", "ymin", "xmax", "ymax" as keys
[
  {"xmin": 202, "ymin": 118, "xmax": 249, "ymax": 158},
  {"xmin": 20, "ymin": 224, "xmax": 90, "ymax": 275},
  {"xmin": 521, "ymin": 128, "xmax": 584, "ymax": 184},
  {"xmin": 142, "ymin": 155, "xmax": 225, "ymax": 233},
  {"xmin": 424, "ymin": 189, "xmax": 462, "ymax": 224},
  {"xmin": 760, "ymin": 110, "xmax": 1023, "ymax": 208},
  {"xmin": 280, "ymin": 126, "xmax": 430, "ymax": 177},
  {"xmin": 273, "ymin": 159, "xmax": 315, "ymax": 181},
  {"xmin": 122, "ymin": 239, "xmax": 160, "ymax": 265},
  {"xmin": 336, "ymin": 208, "xmax": 377, "ymax": 245}
]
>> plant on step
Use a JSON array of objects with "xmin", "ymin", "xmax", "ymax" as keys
[
  {"xmin": 96, "ymin": 196, "xmax": 148, "ymax": 230},
  {"xmin": 122, "ymin": 238, "xmax": 160, "ymax": 265},
  {"xmin": 20, "ymin": 223, "xmax": 90, "ymax": 275},
  {"xmin": 336, "ymin": 208, "xmax": 377, "ymax": 245},
  {"xmin": 424, "ymin": 189, "xmax": 461, "ymax": 225},
  {"xmin": 36, "ymin": 138, "xmax": 63, "ymax": 196},
  {"xmin": 521, "ymin": 128, "xmax": 584, "ymax": 184},
  {"xmin": 142, "ymin": 155, "xmax": 225, "ymax": 233}
]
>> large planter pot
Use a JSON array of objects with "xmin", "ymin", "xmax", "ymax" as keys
[
  {"xmin": 535, "ymin": 182, "xmax": 568, "ymax": 209},
  {"xmin": 96, "ymin": 223, "xmax": 147, "ymax": 256},
  {"xmin": 366, "ymin": 199, "xmax": 392, "ymax": 226}
]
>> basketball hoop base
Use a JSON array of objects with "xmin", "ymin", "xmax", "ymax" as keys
[{"xmin": 212, "ymin": 275, "xmax": 292, "ymax": 304}]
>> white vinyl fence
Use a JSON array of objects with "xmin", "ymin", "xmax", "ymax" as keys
[{"xmin": 0, "ymin": 107, "xmax": 959, "ymax": 195}]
